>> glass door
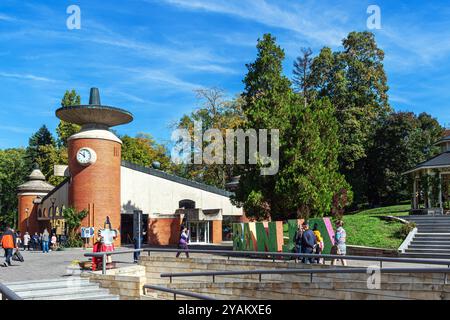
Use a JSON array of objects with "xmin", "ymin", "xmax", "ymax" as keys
[{"xmin": 187, "ymin": 222, "xmax": 209, "ymax": 244}]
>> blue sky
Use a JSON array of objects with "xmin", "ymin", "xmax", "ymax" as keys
[{"xmin": 1, "ymin": 0, "xmax": 450, "ymax": 149}]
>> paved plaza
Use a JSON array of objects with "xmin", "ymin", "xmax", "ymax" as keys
[
  {"xmin": 0, "ymin": 247, "xmax": 135, "ymax": 282},
  {"xmin": 2, "ymin": 244, "xmax": 446, "ymax": 283}
]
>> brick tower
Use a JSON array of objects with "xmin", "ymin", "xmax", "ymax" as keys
[
  {"xmin": 17, "ymin": 165, "xmax": 54, "ymax": 234},
  {"xmin": 56, "ymin": 88, "xmax": 133, "ymax": 245}
]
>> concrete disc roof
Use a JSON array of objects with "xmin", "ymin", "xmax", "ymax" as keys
[{"xmin": 55, "ymin": 105, "xmax": 133, "ymax": 127}]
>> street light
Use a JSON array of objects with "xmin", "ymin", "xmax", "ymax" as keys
[
  {"xmin": 25, "ymin": 208, "xmax": 29, "ymax": 232},
  {"xmin": 50, "ymin": 198, "xmax": 56, "ymax": 234}
]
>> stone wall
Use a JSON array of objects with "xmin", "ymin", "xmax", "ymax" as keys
[
  {"xmin": 148, "ymin": 281, "xmax": 450, "ymax": 300},
  {"xmin": 82, "ymin": 265, "xmax": 146, "ymax": 300},
  {"xmin": 346, "ymin": 245, "xmax": 399, "ymax": 257}
]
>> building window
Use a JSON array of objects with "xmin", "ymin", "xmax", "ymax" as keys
[{"xmin": 178, "ymin": 199, "xmax": 195, "ymax": 209}]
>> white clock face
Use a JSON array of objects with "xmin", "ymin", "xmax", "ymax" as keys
[{"xmin": 76, "ymin": 148, "xmax": 96, "ymax": 166}]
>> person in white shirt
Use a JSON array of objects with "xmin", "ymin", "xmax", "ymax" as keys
[{"xmin": 23, "ymin": 232, "xmax": 31, "ymax": 251}]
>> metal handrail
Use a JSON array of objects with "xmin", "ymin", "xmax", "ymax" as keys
[
  {"xmin": 143, "ymin": 284, "xmax": 216, "ymax": 300},
  {"xmin": 0, "ymin": 283, "xmax": 23, "ymax": 300},
  {"xmin": 84, "ymin": 247, "xmax": 450, "ymax": 274},
  {"xmin": 160, "ymin": 267, "xmax": 450, "ymax": 285}
]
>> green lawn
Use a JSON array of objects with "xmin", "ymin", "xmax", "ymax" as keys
[{"xmin": 342, "ymin": 204, "xmax": 410, "ymax": 249}]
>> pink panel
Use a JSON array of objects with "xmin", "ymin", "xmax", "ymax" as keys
[{"xmin": 324, "ymin": 217, "xmax": 335, "ymax": 245}]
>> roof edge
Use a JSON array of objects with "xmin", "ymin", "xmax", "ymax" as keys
[{"xmin": 121, "ymin": 160, "xmax": 233, "ymax": 197}]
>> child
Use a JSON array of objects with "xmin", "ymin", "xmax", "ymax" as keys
[{"xmin": 313, "ymin": 223, "xmax": 324, "ymax": 264}]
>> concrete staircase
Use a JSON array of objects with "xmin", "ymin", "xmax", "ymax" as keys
[
  {"xmin": 5, "ymin": 277, "xmax": 120, "ymax": 300},
  {"xmin": 400, "ymin": 215, "xmax": 450, "ymax": 259}
]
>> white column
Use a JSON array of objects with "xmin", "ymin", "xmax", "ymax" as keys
[
  {"xmin": 439, "ymin": 172, "xmax": 443, "ymax": 211},
  {"xmin": 413, "ymin": 176, "xmax": 417, "ymax": 209}
]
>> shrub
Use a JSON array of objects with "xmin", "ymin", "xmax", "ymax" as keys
[{"xmin": 397, "ymin": 222, "xmax": 416, "ymax": 238}]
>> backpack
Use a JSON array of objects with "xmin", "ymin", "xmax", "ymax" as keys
[
  {"xmin": 1, "ymin": 233, "xmax": 15, "ymax": 249},
  {"xmin": 12, "ymin": 250, "xmax": 24, "ymax": 262}
]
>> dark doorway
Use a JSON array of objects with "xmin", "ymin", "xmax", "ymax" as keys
[
  {"xmin": 179, "ymin": 199, "xmax": 196, "ymax": 209},
  {"xmin": 121, "ymin": 214, "xmax": 148, "ymax": 245}
]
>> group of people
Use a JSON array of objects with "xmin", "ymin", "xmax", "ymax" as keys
[
  {"xmin": 13, "ymin": 228, "xmax": 59, "ymax": 252},
  {"xmin": 1, "ymin": 226, "xmax": 61, "ymax": 267},
  {"xmin": 294, "ymin": 220, "xmax": 347, "ymax": 265},
  {"xmin": 174, "ymin": 220, "xmax": 347, "ymax": 266}
]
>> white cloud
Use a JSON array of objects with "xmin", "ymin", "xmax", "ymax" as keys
[
  {"xmin": 0, "ymin": 125, "xmax": 33, "ymax": 134},
  {"xmin": 0, "ymin": 71, "xmax": 56, "ymax": 82},
  {"xmin": 159, "ymin": 0, "xmax": 348, "ymax": 46},
  {"xmin": 132, "ymin": 68, "xmax": 204, "ymax": 92},
  {"xmin": 0, "ymin": 13, "xmax": 17, "ymax": 22}
]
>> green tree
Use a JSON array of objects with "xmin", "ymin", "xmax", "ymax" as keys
[
  {"xmin": 174, "ymin": 88, "xmax": 245, "ymax": 188},
  {"xmin": 121, "ymin": 133, "xmax": 172, "ymax": 171},
  {"xmin": 56, "ymin": 89, "xmax": 81, "ymax": 147},
  {"xmin": 275, "ymin": 95, "xmax": 351, "ymax": 218},
  {"xmin": 0, "ymin": 148, "xmax": 28, "ymax": 229},
  {"xmin": 308, "ymin": 31, "xmax": 391, "ymax": 204},
  {"xmin": 232, "ymin": 33, "xmax": 293, "ymax": 220},
  {"xmin": 62, "ymin": 207, "xmax": 88, "ymax": 247},
  {"xmin": 25, "ymin": 125, "xmax": 56, "ymax": 173},
  {"xmin": 292, "ymin": 47, "xmax": 314, "ymax": 105},
  {"xmin": 366, "ymin": 111, "xmax": 443, "ymax": 205}
]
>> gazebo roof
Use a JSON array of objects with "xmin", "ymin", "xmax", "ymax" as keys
[
  {"xmin": 17, "ymin": 167, "xmax": 54, "ymax": 193},
  {"xmin": 434, "ymin": 134, "xmax": 450, "ymax": 146},
  {"xmin": 403, "ymin": 151, "xmax": 450, "ymax": 174}
]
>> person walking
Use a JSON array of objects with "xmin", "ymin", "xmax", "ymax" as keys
[
  {"xmin": 23, "ymin": 232, "xmax": 31, "ymax": 251},
  {"xmin": 312, "ymin": 224, "xmax": 324, "ymax": 264},
  {"xmin": 32, "ymin": 232, "xmax": 39, "ymax": 251},
  {"xmin": 331, "ymin": 220, "xmax": 347, "ymax": 266},
  {"xmin": 301, "ymin": 221, "xmax": 316, "ymax": 264},
  {"xmin": 1, "ymin": 226, "xmax": 17, "ymax": 267},
  {"xmin": 15, "ymin": 230, "xmax": 22, "ymax": 250},
  {"xmin": 294, "ymin": 225, "xmax": 303, "ymax": 254},
  {"xmin": 176, "ymin": 226, "xmax": 190, "ymax": 258},
  {"xmin": 42, "ymin": 229, "xmax": 50, "ymax": 253}
]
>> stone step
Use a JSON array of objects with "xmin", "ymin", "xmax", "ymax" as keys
[
  {"xmin": 400, "ymin": 252, "xmax": 450, "ymax": 259},
  {"xmin": 72, "ymin": 293, "xmax": 121, "ymax": 300},
  {"xmin": 24, "ymin": 289, "xmax": 115, "ymax": 300},
  {"xmin": 402, "ymin": 215, "xmax": 450, "ymax": 219},
  {"xmin": 409, "ymin": 244, "xmax": 450, "ymax": 249},
  {"xmin": 18, "ymin": 286, "xmax": 107, "ymax": 299},
  {"xmin": 417, "ymin": 224, "xmax": 450, "ymax": 226},
  {"xmin": 412, "ymin": 240, "xmax": 450, "ymax": 244},
  {"xmin": 414, "ymin": 234, "xmax": 450, "ymax": 238},
  {"xmin": 413, "ymin": 237, "xmax": 450, "ymax": 242},
  {"xmin": 405, "ymin": 248, "xmax": 450, "ymax": 255},
  {"xmin": 5, "ymin": 277, "xmax": 84, "ymax": 286},
  {"xmin": 6, "ymin": 279, "xmax": 93, "ymax": 292}
]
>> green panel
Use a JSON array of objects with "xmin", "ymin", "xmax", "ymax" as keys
[
  {"xmin": 243, "ymin": 223, "xmax": 255, "ymax": 251},
  {"xmin": 255, "ymin": 223, "xmax": 270, "ymax": 251},
  {"xmin": 282, "ymin": 219, "xmax": 299, "ymax": 252},
  {"xmin": 255, "ymin": 222, "xmax": 279, "ymax": 252},
  {"xmin": 232, "ymin": 223, "xmax": 244, "ymax": 251},
  {"xmin": 267, "ymin": 222, "xmax": 278, "ymax": 252}
]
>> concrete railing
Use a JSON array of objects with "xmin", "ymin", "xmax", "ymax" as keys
[
  {"xmin": 85, "ymin": 247, "xmax": 450, "ymax": 274},
  {"xmin": 0, "ymin": 283, "xmax": 22, "ymax": 300},
  {"xmin": 398, "ymin": 227, "xmax": 418, "ymax": 253}
]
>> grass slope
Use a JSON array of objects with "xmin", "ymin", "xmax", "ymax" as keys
[{"xmin": 342, "ymin": 204, "xmax": 410, "ymax": 250}]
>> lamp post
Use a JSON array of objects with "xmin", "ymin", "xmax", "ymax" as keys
[
  {"xmin": 50, "ymin": 198, "xmax": 56, "ymax": 234},
  {"xmin": 25, "ymin": 208, "xmax": 29, "ymax": 232}
]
